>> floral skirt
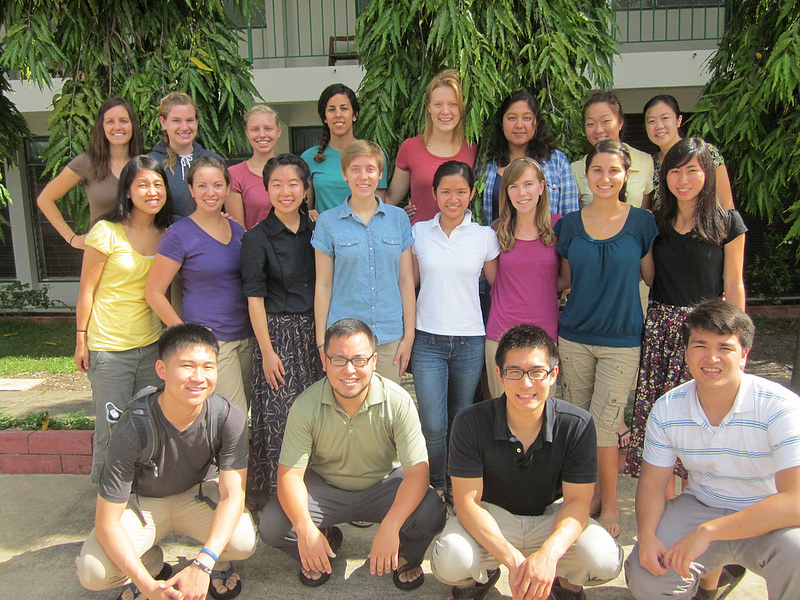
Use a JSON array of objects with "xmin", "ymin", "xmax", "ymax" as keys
[
  {"xmin": 250, "ymin": 311, "xmax": 323, "ymax": 494},
  {"xmin": 625, "ymin": 301, "xmax": 691, "ymax": 478}
]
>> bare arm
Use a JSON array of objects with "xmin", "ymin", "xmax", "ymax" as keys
[
  {"xmin": 641, "ymin": 192, "xmax": 652, "ymax": 212},
  {"xmin": 314, "ymin": 250, "xmax": 334, "ymax": 358},
  {"xmin": 369, "ymin": 461, "xmax": 429, "ymax": 576},
  {"xmin": 635, "ymin": 461, "xmax": 679, "ymax": 576},
  {"xmin": 722, "ymin": 234, "xmax": 746, "ymax": 309},
  {"xmin": 385, "ymin": 168, "xmax": 410, "ymax": 206},
  {"xmin": 640, "ymin": 248, "xmax": 655, "ymax": 288},
  {"xmin": 144, "ymin": 255, "xmax": 183, "ymax": 327},
  {"xmin": 277, "ymin": 463, "xmax": 336, "ymax": 574},
  {"xmin": 247, "ymin": 296, "xmax": 285, "ymax": 389},
  {"xmin": 715, "ymin": 164, "xmax": 735, "ymax": 210},
  {"xmin": 482, "ymin": 257, "xmax": 498, "ymax": 288},
  {"xmin": 665, "ymin": 466, "xmax": 800, "ymax": 578},
  {"xmin": 74, "ymin": 248, "xmax": 107, "ymax": 372},
  {"xmin": 306, "ymin": 180, "xmax": 316, "ymax": 211},
  {"xmin": 557, "ymin": 255, "xmax": 571, "ymax": 293},
  {"xmin": 393, "ymin": 248, "xmax": 416, "ymax": 375},
  {"xmin": 36, "ymin": 166, "xmax": 87, "ymax": 249},
  {"xmin": 225, "ymin": 190, "xmax": 246, "ymax": 228}
]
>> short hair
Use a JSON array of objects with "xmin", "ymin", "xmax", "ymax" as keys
[
  {"xmin": 423, "ymin": 69, "xmax": 465, "ymax": 144},
  {"xmin": 340, "ymin": 139, "xmax": 384, "ymax": 173},
  {"xmin": 495, "ymin": 324, "xmax": 559, "ymax": 370},
  {"xmin": 432, "ymin": 160, "xmax": 474, "ymax": 192},
  {"xmin": 187, "ymin": 155, "xmax": 230, "ymax": 186},
  {"xmin": 681, "ymin": 300, "xmax": 755, "ymax": 350},
  {"xmin": 158, "ymin": 323, "xmax": 220, "ymax": 362},
  {"xmin": 100, "ymin": 155, "xmax": 173, "ymax": 229},
  {"xmin": 324, "ymin": 318, "xmax": 378, "ymax": 354},
  {"xmin": 585, "ymin": 139, "xmax": 632, "ymax": 204}
]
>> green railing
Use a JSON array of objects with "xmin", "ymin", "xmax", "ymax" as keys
[
  {"xmin": 237, "ymin": 0, "xmax": 359, "ymax": 63},
  {"xmin": 615, "ymin": 0, "xmax": 727, "ymax": 43}
]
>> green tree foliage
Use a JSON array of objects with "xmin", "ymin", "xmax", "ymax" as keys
[
  {"xmin": 355, "ymin": 0, "xmax": 617, "ymax": 172},
  {"xmin": 690, "ymin": 1, "xmax": 800, "ymax": 240},
  {"xmin": 0, "ymin": 0, "xmax": 260, "ymax": 228}
]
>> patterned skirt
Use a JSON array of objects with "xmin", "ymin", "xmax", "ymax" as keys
[
  {"xmin": 625, "ymin": 301, "xmax": 691, "ymax": 478},
  {"xmin": 250, "ymin": 311, "xmax": 323, "ymax": 494}
]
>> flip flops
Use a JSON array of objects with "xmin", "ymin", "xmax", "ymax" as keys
[
  {"xmin": 208, "ymin": 563, "xmax": 242, "ymax": 600},
  {"xmin": 448, "ymin": 568, "xmax": 501, "ymax": 600},
  {"xmin": 115, "ymin": 563, "xmax": 172, "ymax": 600},
  {"xmin": 298, "ymin": 526, "xmax": 343, "ymax": 588},
  {"xmin": 393, "ymin": 560, "xmax": 425, "ymax": 591}
]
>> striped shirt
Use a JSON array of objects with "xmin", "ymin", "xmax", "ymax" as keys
[{"xmin": 643, "ymin": 373, "xmax": 800, "ymax": 511}]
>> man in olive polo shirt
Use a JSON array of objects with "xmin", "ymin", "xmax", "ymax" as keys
[{"xmin": 259, "ymin": 318, "xmax": 446, "ymax": 590}]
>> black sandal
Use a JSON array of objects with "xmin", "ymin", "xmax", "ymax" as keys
[
  {"xmin": 449, "ymin": 568, "xmax": 501, "ymax": 600},
  {"xmin": 297, "ymin": 526, "xmax": 343, "ymax": 588},
  {"xmin": 208, "ymin": 563, "xmax": 242, "ymax": 600},
  {"xmin": 115, "ymin": 563, "xmax": 172, "ymax": 600},
  {"xmin": 393, "ymin": 560, "xmax": 425, "ymax": 591}
]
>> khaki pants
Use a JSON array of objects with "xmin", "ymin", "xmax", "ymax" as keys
[
  {"xmin": 484, "ymin": 339, "xmax": 503, "ymax": 399},
  {"xmin": 375, "ymin": 337, "xmax": 402, "ymax": 384},
  {"xmin": 216, "ymin": 338, "xmax": 253, "ymax": 414},
  {"xmin": 76, "ymin": 481, "xmax": 257, "ymax": 591}
]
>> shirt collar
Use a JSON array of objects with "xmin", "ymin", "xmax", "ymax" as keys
[
  {"xmin": 263, "ymin": 209, "xmax": 311, "ymax": 235},
  {"xmin": 432, "ymin": 209, "xmax": 473, "ymax": 231},
  {"xmin": 338, "ymin": 196, "xmax": 386, "ymax": 220},
  {"xmin": 686, "ymin": 373, "xmax": 755, "ymax": 426},
  {"xmin": 492, "ymin": 396, "xmax": 555, "ymax": 443},
  {"xmin": 320, "ymin": 373, "xmax": 387, "ymax": 412}
]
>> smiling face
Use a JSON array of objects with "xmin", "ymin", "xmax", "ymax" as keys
[
  {"xmin": 434, "ymin": 173, "xmax": 474, "ymax": 222},
  {"xmin": 586, "ymin": 152, "xmax": 629, "ymax": 202},
  {"xmin": 497, "ymin": 347, "xmax": 557, "ymax": 418},
  {"xmin": 246, "ymin": 112, "xmax": 281, "ymax": 157},
  {"xmin": 189, "ymin": 166, "xmax": 228, "ymax": 215},
  {"xmin": 428, "ymin": 85, "xmax": 461, "ymax": 134},
  {"xmin": 156, "ymin": 344, "xmax": 218, "ymax": 411},
  {"xmin": 323, "ymin": 332, "xmax": 377, "ymax": 404},
  {"xmin": 160, "ymin": 103, "xmax": 198, "ymax": 154},
  {"xmin": 583, "ymin": 102, "xmax": 623, "ymax": 145},
  {"xmin": 268, "ymin": 165, "xmax": 305, "ymax": 218},
  {"xmin": 343, "ymin": 154, "xmax": 381, "ymax": 200},
  {"xmin": 103, "ymin": 105, "xmax": 133, "ymax": 148},
  {"xmin": 502, "ymin": 100, "xmax": 537, "ymax": 150},
  {"xmin": 128, "ymin": 169, "xmax": 167, "ymax": 216},
  {"xmin": 325, "ymin": 93, "xmax": 355, "ymax": 139},
  {"xmin": 666, "ymin": 156, "xmax": 705, "ymax": 205},
  {"xmin": 506, "ymin": 166, "xmax": 544, "ymax": 215},
  {"xmin": 684, "ymin": 328, "xmax": 748, "ymax": 399},
  {"xmin": 644, "ymin": 101, "xmax": 682, "ymax": 150}
]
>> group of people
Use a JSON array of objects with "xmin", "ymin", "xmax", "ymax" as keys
[{"xmin": 34, "ymin": 69, "xmax": 800, "ymax": 600}]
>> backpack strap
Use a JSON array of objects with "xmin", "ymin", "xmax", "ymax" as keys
[{"xmin": 204, "ymin": 392, "xmax": 232, "ymax": 470}]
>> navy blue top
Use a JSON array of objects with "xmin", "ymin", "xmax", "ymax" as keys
[{"xmin": 555, "ymin": 206, "xmax": 658, "ymax": 347}]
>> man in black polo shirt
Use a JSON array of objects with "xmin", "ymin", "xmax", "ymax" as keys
[{"xmin": 430, "ymin": 324, "xmax": 622, "ymax": 600}]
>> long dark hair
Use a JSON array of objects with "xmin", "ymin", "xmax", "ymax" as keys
[
  {"xmin": 313, "ymin": 84, "xmax": 360, "ymax": 163},
  {"xmin": 487, "ymin": 89, "xmax": 557, "ymax": 166},
  {"xmin": 100, "ymin": 156, "xmax": 173, "ymax": 229},
  {"xmin": 656, "ymin": 137, "xmax": 727, "ymax": 244},
  {"xmin": 585, "ymin": 140, "xmax": 631, "ymax": 204},
  {"xmin": 263, "ymin": 153, "xmax": 311, "ymax": 216},
  {"xmin": 88, "ymin": 98, "xmax": 143, "ymax": 182}
]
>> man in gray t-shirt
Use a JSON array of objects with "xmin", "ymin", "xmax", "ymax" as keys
[{"xmin": 76, "ymin": 324, "xmax": 256, "ymax": 600}]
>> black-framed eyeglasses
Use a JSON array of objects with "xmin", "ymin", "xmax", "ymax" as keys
[
  {"xmin": 325, "ymin": 353, "xmax": 376, "ymax": 367},
  {"xmin": 501, "ymin": 367, "xmax": 555, "ymax": 381}
]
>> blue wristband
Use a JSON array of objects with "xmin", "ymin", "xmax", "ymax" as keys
[{"xmin": 199, "ymin": 548, "xmax": 218, "ymax": 563}]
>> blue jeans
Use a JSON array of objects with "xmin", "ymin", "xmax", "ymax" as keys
[{"xmin": 411, "ymin": 331, "xmax": 485, "ymax": 490}]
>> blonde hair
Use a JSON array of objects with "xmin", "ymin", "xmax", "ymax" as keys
[
  {"xmin": 245, "ymin": 103, "xmax": 281, "ymax": 128},
  {"xmin": 340, "ymin": 140, "xmax": 385, "ymax": 173},
  {"xmin": 158, "ymin": 92, "xmax": 198, "ymax": 171},
  {"xmin": 422, "ymin": 69, "xmax": 465, "ymax": 145},
  {"xmin": 495, "ymin": 158, "xmax": 554, "ymax": 252}
]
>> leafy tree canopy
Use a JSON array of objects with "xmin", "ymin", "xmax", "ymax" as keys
[
  {"xmin": 355, "ymin": 0, "xmax": 617, "ymax": 171},
  {"xmin": 690, "ymin": 0, "xmax": 800, "ymax": 241},
  {"xmin": 0, "ymin": 0, "xmax": 260, "ymax": 227}
]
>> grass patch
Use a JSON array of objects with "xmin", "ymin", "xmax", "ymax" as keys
[
  {"xmin": 0, "ymin": 319, "xmax": 76, "ymax": 375},
  {"xmin": 0, "ymin": 410, "xmax": 94, "ymax": 430}
]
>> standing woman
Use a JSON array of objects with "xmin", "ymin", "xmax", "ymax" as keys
[
  {"xmin": 571, "ymin": 91, "xmax": 654, "ymax": 210},
  {"xmin": 226, "ymin": 104, "xmax": 283, "ymax": 229},
  {"xmin": 240, "ymin": 154, "xmax": 322, "ymax": 496},
  {"xmin": 387, "ymin": 70, "xmax": 477, "ymax": 225},
  {"xmin": 313, "ymin": 140, "xmax": 415, "ymax": 384},
  {"xmin": 37, "ymin": 98, "xmax": 144, "ymax": 249},
  {"xmin": 554, "ymin": 140, "xmax": 658, "ymax": 538},
  {"xmin": 148, "ymin": 92, "xmax": 224, "ymax": 220},
  {"xmin": 411, "ymin": 161, "xmax": 500, "ymax": 496},
  {"xmin": 144, "ymin": 156, "xmax": 252, "ymax": 414},
  {"xmin": 484, "ymin": 157, "xmax": 561, "ymax": 400},
  {"xmin": 626, "ymin": 137, "xmax": 746, "ymax": 478},
  {"xmin": 479, "ymin": 89, "xmax": 579, "ymax": 224},
  {"xmin": 643, "ymin": 94, "xmax": 734, "ymax": 210},
  {"xmin": 75, "ymin": 156, "xmax": 172, "ymax": 483},
  {"xmin": 300, "ymin": 84, "xmax": 388, "ymax": 213}
]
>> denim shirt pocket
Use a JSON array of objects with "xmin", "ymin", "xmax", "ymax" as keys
[
  {"xmin": 381, "ymin": 236, "xmax": 402, "ymax": 258},
  {"xmin": 336, "ymin": 238, "xmax": 360, "ymax": 257}
]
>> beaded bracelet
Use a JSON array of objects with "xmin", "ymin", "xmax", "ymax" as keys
[
  {"xmin": 191, "ymin": 558, "xmax": 213, "ymax": 576},
  {"xmin": 199, "ymin": 547, "xmax": 219, "ymax": 563}
]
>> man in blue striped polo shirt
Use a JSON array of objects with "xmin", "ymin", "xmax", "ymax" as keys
[{"xmin": 626, "ymin": 299, "xmax": 800, "ymax": 600}]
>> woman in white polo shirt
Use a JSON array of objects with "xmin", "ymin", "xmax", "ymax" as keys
[{"xmin": 410, "ymin": 161, "xmax": 500, "ymax": 498}]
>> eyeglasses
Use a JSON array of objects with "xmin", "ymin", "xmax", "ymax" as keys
[
  {"xmin": 325, "ymin": 353, "xmax": 376, "ymax": 367},
  {"xmin": 501, "ymin": 367, "xmax": 555, "ymax": 381}
]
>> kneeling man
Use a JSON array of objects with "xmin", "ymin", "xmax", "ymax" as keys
[
  {"xmin": 626, "ymin": 300, "xmax": 800, "ymax": 599},
  {"xmin": 76, "ymin": 323, "xmax": 256, "ymax": 600},
  {"xmin": 431, "ymin": 324, "xmax": 622, "ymax": 600},
  {"xmin": 259, "ymin": 318, "xmax": 446, "ymax": 589}
]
